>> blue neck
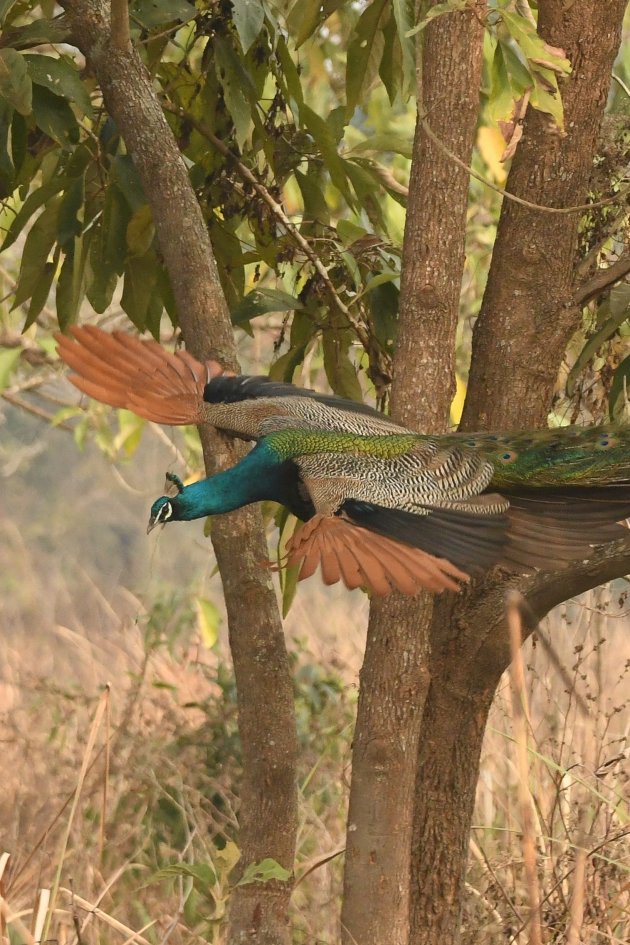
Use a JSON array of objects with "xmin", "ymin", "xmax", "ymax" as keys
[{"xmin": 174, "ymin": 441, "xmax": 312, "ymax": 520}]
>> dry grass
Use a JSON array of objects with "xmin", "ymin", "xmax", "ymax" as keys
[
  {"xmin": 1, "ymin": 409, "xmax": 629, "ymax": 945},
  {"xmin": 2, "ymin": 574, "xmax": 628, "ymax": 944}
]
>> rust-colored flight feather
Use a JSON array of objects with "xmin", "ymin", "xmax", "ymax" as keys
[
  {"xmin": 285, "ymin": 515, "xmax": 469, "ymax": 596},
  {"xmin": 55, "ymin": 326, "xmax": 225, "ymax": 425}
]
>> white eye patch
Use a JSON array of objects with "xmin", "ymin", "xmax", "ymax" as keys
[{"xmin": 157, "ymin": 502, "xmax": 173, "ymax": 524}]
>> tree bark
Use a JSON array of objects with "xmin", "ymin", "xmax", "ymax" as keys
[
  {"xmin": 461, "ymin": 0, "xmax": 629, "ymax": 432},
  {"xmin": 60, "ymin": 4, "xmax": 297, "ymax": 943},
  {"xmin": 341, "ymin": 5, "xmax": 487, "ymax": 944},
  {"xmin": 410, "ymin": 4, "xmax": 628, "ymax": 944}
]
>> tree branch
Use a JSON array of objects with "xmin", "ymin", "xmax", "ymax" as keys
[
  {"xmin": 573, "ymin": 251, "xmax": 630, "ymax": 307},
  {"xmin": 110, "ymin": 0, "xmax": 130, "ymax": 50},
  {"xmin": 524, "ymin": 539, "xmax": 630, "ymax": 624}
]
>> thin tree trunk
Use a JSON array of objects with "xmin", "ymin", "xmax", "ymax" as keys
[
  {"xmin": 60, "ymin": 4, "xmax": 297, "ymax": 942},
  {"xmin": 340, "ymin": 6, "xmax": 486, "ymax": 944},
  {"xmin": 410, "ymin": 4, "xmax": 628, "ymax": 943}
]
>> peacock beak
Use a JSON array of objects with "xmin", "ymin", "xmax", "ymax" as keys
[{"xmin": 147, "ymin": 515, "xmax": 159, "ymax": 534}]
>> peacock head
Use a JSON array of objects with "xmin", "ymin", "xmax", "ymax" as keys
[{"xmin": 147, "ymin": 473, "xmax": 187, "ymax": 533}]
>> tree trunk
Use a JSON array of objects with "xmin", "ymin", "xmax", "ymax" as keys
[
  {"xmin": 410, "ymin": 3, "xmax": 628, "ymax": 944},
  {"xmin": 340, "ymin": 5, "xmax": 487, "ymax": 944},
  {"xmin": 461, "ymin": 0, "xmax": 629, "ymax": 432},
  {"xmin": 60, "ymin": 4, "xmax": 297, "ymax": 942},
  {"xmin": 341, "ymin": 594, "xmax": 433, "ymax": 945}
]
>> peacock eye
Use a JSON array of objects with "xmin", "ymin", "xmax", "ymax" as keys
[{"xmin": 156, "ymin": 501, "xmax": 173, "ymax": 524}]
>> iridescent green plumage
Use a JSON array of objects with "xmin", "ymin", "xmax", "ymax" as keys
[{"xmin": 58, "ymin": 327, "xmax": 630, "ymax": 596}]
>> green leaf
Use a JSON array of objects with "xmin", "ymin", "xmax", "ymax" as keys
[
  {"xmin": 500, "ymin": 10, "xmax": 571, "ymax": 130},
  {"xmin": 0, "ymin": 346, "xmax": 21, "ymax": 391},
  {"xmin": 110, "ymin": 155, "xmax": 147, "ymax": 211},
  {"xmin": 368, "ymin": 280, "xmax": 399, "ymax": 353},
  {"xmin": 287, "ymin": 0, "xmax": 325, "ymax": 48},
  {"xmin": 130, "ymin": 0, "xmax": 197, "ymax": 29},
  {"xmin": 0, "ymin": 0, "xmax": 18, "ymax": 23},
  {"xmin": 151, "ymin": 862, "xmax": 217, "ymax": 888},
  {"xmin": 362, "ymin": 270, "xmax": 399, "ymax": 293},
  {"xmin": 32, "ymin": 84, "xmax": 79, "ymax": 148},
  {"xmin": 322, "ymin": 330, "xmax": 363, "ymax": 402},
  {"xmin": 57, "ymin": 173, "xmax": 84, "ymax": 248},
  {"xmin": 0, "ymin": 18, "xmax": 71, "ymax": 51},
  {"xmin": 87, "ymin": 186, "xmax": 130, "ymax": 313},
  {"xmin": 1, "ymin": 176, "xmax": 67, "ymax": 251},
  {"xmin": 344, "ymin": 159, "xmax": 385, "ymax": 229},
  {"xmin": 281, "ymin": 559, "xmax": 300, "ymax": 618},
  {"xmin": 121, "ymin": 251, "xmax": 159, "ymax": 331},
  {"xmin": 0, "ymin": 100, "xmax": 14, "ymax": 196},
  {"xmin": 379, "ymin": 10, "xmax": 402, "ymax": 104},
  {"xmin": 609, "ymin": 354, "xmax": 630, "ymax": 419},
  {"xmin": 275, "ymin": 35, "xmax": 303, "ymax": 109},
  {"xmin": 231, "ymin": 288, "xmax": 304, "ymax": 326},
  {"xmin": 12, "ymin": 196, "xmax": 61, "ymax": 310},
  {"xmin": 23, "ymin": 251, "xmax": 59, "ymax": 330},
  {"xmin": 214, "ymin": 840, "xmax": 241, "ymax": 877},
  {"xmin": 294, "ymin": 166, "xmax": 330, "ymax": 228},
  {"xmin": 487, "ymin": 40, "xmax": 514, "ymax": 123},
  {"xmin": 392, "ymin": 0, "xmax": 415, "ymax": 99},
  {"xmin": 566, "ymin": 299, "xmax": 630, "ymax": 397},
  {"xmin": 56, "ymin": 232, "xmax": 92, "ymax": 330},
  {"xmin": 336, "ymin": 219, "xmax": 367, "ymax": 246},
  {"xmin": 235, "ymin": 858, "xmax": 291, "ymax": 887},
  {"xmin": 11, "ymin": 110, "xmax": 26, "ymax": 177},
  {"xmin": 25, "ymin": 54, "xmax": 93, "ymax": 118},
  {"xmin": 269, "ymin": 343, "xmax": 309, "ymax": 382},
  {"xmin": 301, "ymin": 104, "xmax": 353, "ymax": 205},
  {"xmin": 500, "ymin": 12, "xmax": 571, "ymax": 77},
  {"xmin": 498, "ymin": 38, "xmax": 534, "ymax": 95},
  {"xmin": 346, "ymin": 0, "xmax": 388, "ymax": 112},
  {"xmin": 406, "ymin": 0, "xmax": 469, "ymax": 38},
  {"xmin": 0, "ymin": 48, "xmax": 32, "ymax": 115},
  {"xmin": 213, "ymin": 36, "xmax": 254, "ymax": 149},
  {"xmin": 348, "ymin": 134, "xmax": 412, "ymax": 159},
  {"xmin": 232, "ymin": 0, "xmax": 265, "ymax": 53},
  {"xmin": 126, "ymin": 203, "xmax": 155, "ymax": 256}
]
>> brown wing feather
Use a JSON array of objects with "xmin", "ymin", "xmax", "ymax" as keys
[
  {"xmin": 55, "ymin": 326, "xmax": 224, "ymax": 425},
  {"xmin": 285, "ymin": 515, "xmax": 469, "ymax": 596}
]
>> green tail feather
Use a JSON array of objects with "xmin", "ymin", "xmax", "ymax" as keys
[{"xmin": 448, "ymin": 425, "xmax": 630, "ymax": 489}]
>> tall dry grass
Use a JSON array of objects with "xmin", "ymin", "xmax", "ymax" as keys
[
  {"xmin": 1, "ymin": 397, "xmax": 628, "ymax": 944},
  {"xmin": 1, "ymin": 560, "xmax": 628, "ymax": 944}
]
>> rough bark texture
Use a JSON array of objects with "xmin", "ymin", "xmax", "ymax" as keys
[
  {"xmin": 60, "ymin": 4, "xmax": 297, "ymax": 943},
  {"xmin": 461, "ymin": 0, "xmax": 629, "ymax": 432},
  {"xmin": 340, "ymin": 6, "xmax": 487, "ymax": 944},
  {"xmin": 342, "ymin": 594, "xmax": 433, "ymax": 945},
  {"xmin": 409, "ymin": 4, "xmax": 628, "ymax": 944}
]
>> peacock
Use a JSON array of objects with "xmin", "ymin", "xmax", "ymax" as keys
[{"xmin": 56, "ymin": 327, "xmax": 630, "ymax": 596}]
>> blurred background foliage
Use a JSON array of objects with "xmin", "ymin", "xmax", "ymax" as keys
[{"xmin": 1, "ymin": 1, "xmax": 629, "ymax": 942}]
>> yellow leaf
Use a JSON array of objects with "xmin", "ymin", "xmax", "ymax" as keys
[
  {"xmin": 196, "ymin": 597, "xmax": 220, "ymax": 648},
  {"xmin": 477, "ymin": 126, "xmax": 508, "ymax": 183},
  {"xmin": 449, "ymin": 374, "xmax": 467, "ymax": 426}
]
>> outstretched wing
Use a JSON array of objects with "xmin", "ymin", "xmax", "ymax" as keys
[
  {"xmin": 56, "ymin": 326, "xmax": 405, "ymax": 438},
  {"xmin": 280, "ymin": 437, "xmax": 507, "ymax": 595},
  {"xmin": 284, "ymin": 514, "xmax": 470, "ymax": 595},
  {"xmin": 55, "ymin": 326, "xmax": 220, "ymax": 425}
]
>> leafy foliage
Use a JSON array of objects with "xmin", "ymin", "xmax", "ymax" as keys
[{"xmin": 0, "ymin": 0, "xmax": 601, "ymax": 399}]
